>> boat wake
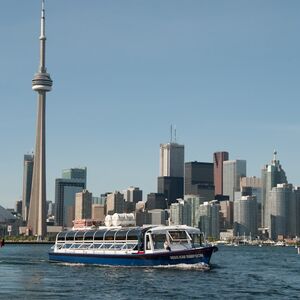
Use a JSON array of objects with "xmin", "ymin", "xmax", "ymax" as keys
[
  {"xmin": 56, "ymin": 262, "xmax": 87, "ymax": 267},
  {"xmin": 53, "ymin": 261, "xmax": 210, "ymax": 270},
  {"xmin": 154, "ymin": 262, "xmax": 210, "ymax": 271}
]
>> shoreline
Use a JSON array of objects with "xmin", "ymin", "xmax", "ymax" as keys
[{"xmin": 4, "ymin": 241, "xmax": 54, "ymax": 245}]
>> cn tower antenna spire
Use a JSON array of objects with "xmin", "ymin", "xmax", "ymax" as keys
[{"xmin": 39, "ymin": 0, "xmax": 46, "ymax": 72}]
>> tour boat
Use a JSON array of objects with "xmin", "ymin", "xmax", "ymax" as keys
[{"xmin": 49, "ymin": 225, "xmax": 218, "ymax": 267}]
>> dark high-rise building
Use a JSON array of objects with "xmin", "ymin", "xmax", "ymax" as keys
[
  {"xmin": 213, "ymin": 151, "xmax": 229, "ymax": 196},
  {"xmin": 27, "ymin": 0, "xmax": 53, "ymax": 238},
  {"xmin": 16, "ymin": 200, "xmax": 23, "ymax": 216},
  {"xmin": 136, "ymin": 211, "xmax": 151, "ymax": 226},
  {"xmin": 184, "ymin": 162, "xmax": 214, "ymax": 202},
  {"xmin": 146, "ymin": 193, "xmax": 167, "ymax": 210},
  {"xmin": 157, "ymin": 177, "xmax": 184, "ymax": 206},
  {"xmin": 55, "ymin": 168, "xmax": 87, "ymax": 227},
  {"xmin": 62, "ymin": 168, "xmax": 87, "ymax": 182},
  {"xmin": 22, "ymin": 154, "xmax": 34, "ymax": 222}
]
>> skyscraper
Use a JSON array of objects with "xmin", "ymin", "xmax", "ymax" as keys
[
  {"xmin": 22, "ymin": 154, "xmax": 34, "ymax": 222},
  {"xmin": 62, "ymin": 168, "xmax": 87, "ymax": 183},
  {"xmin": 145, "ymin": 193, "xmax": 167, "ymax": 210},
  {"xmin": 27, "ymin": 0, "xmax": 53, "ymax": 238},
  {"xmin": 213, "ymin": 151, "xmax": 229, "ymax": 196},
  {"xmin": 158, "ymin": 142, "xmax": 184, "ymax": 205},
  {"xmin": 261, "ymin": 151, "xmax": 287, "ymax": 230},
  {"xmin": 169, "ymin": 199, "xmax": 191, "ymax": 226},
  {"xmin": 122, "ymin": 187, "xmax": 143, "ymax": 203},
  {"xmin": 55, "ymin": 168, "xmax": 87, "ymax": 227},
  {"xmin": 184, "ymin": 161, "xmax": 214, "ymax": 201},
  {"xmin": 269, "ymin": 183, "xmax": 295, "ymax": 240},
  {"xmin": 106, "ymin": 191, "xmax": 125, "ymax": 215},
  {"xmin": 184, "ymin": 195, "xmax": 204, "ymax": 228},
  {"xmin": 240, "ymin": 176, "xmax": 262, "ymax": 227},
  {"xmin": 199, "ymin": 200, "xmax": 220, "ymax": 239},
  {"xmin": 223, "ymin": 160, "xmax": 246, "ymax": 201},
  {"xmin": 75, "ymin": 190, "xmax": 92, "ymax": 220},
  {"xmin": 159, "ymin": 143, "xmax": 184, "ymax": 177},
  {"xmin": 157, "ymin": 176, "xmax": 184, "ymax": 205},
  {"xmin": 233, "ymin": 195, "xmax": 258, "ymax": 237}
]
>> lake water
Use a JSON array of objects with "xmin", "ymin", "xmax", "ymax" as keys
[{"xmin": 0, "ymin": 244, "xmax": 299, "ymax": 299}]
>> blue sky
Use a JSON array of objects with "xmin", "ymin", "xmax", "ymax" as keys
[{"xmin": 1, "ymin": 0, "xmax": 300, "ymax": 208}]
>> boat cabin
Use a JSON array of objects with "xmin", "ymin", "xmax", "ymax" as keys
[{"xmin": 54, "ymin": 225, "xmax": 203, "ymax": 254}]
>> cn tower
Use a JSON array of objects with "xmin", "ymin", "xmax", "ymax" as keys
[{"xmin": 27, "ymin": 0, "xmax": 53, "ymax": 239}]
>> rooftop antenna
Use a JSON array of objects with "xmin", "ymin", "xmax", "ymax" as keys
[
  {"xmin": 174, "ymin": 125, "xmax": 177, "ymax": 143},
  {"xmin": 170, "ymin": 124, "xmax": 173, "ymax": 143},
  {"xmin": 273, "ymin": 149, "xmax": 277, "ymax": 162}
]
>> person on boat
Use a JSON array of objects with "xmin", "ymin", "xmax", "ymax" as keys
[
  {"xmin": 164, "ymin": 240, "xmax": 171, "ymax": 251},
  {"xmin": 0, "ymin": 238, "xmax": 4, "ymax": 247}
]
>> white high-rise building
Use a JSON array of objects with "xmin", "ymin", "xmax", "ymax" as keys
[
  {"xmin": 75, "ymin": 190, "xmax": 92, "ymax": 220},
  {"xmin": 223, "ymin": 160, "xmax": 246, "ymax": 201},
  {"xmin": 169, "ymin": 199, "xmax": 191, "ymax": 226},
  {"xmin": 234, "ymin": 195, "xmax": 258, "ymax": 237},
  {"xmin": 184, "ymin": 195, "xmax": 204, "ymax": 228},
  {"xmin": 199, "ymin": 200, "xmax": 220, "ymax": 240},
  {"xmin": 106, "ymin": 191, "xmax": 125, "ymax": 215},
  {"xmin": 269, "ymin": 184, "xmax": 295, "ymax": 240},
  {"xmin": 261, "ymin": 151, "xmax": 287, "ymax": 230},
  {"xmin": 122, "ymin": 187, "xmax": 143, "ymax": 203},
  {"xmin": 159, "ymin": 143, "xmax": 184, "ymax": 177}
]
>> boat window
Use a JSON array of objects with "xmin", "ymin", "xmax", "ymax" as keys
[
  {"xmin": 94, "ymin": 230, "xmax": 106, "ymax": 241},
  {"xmin": 74, "ymin": 231, "xmax": 85, "ymax": 241},
  {"xmin": 126, "ymin": 229, "xmax": 141, "ymax": 241},
  {"xmin": 111, "ymin": 243, "xmax": 124, "ymax": 250},
  {"xmin": 89, "ymin": 243, "xmax": 102, "ymax": 249},
  {"xmin": 101, "ymin": 243, "xmax": 113, "ymax": 249},
  {"xmin": 84, "ymin": 231, "xmax": 96, "ymax": 241},
  {"xmin": 70, "ymin": 244, "xmax": 82, "ymax": 249},
  {"xmin": 123, "ymin": 243, "xmax": 137, "ymax": 250},
  {"xmin": 152, "ymin": 234, "xmax": 166, "ymax": 249},
  {"xmin": 115, "ymin": 230, "xmax": 128, "ymax": 241},
  {"xmin": 104, "ymin": 230, "xmax": 117, "ymax": 241},
  {"xmin": 56, "ymin": 244, "xmax": 63, "ymax": 249},
  {"xmin": 62, "ymin": 244, "xmax": 73, "ymax": 249},
  {"xmin": 79, "ymin": 244, "xmax": 91, "ymax": 249},
  {"xmin": 168, "ymin": 230, "xmax": 189, "ymax": 242},
  {"xmin": 65, "ymin": 231, "xmax": 77, "ymax": 241},
  {"xmin": 57, "ymin": 231, "xmax": 67, "ymax": 241},
  {"xmin": 191, "ymin": 233, "xmax": 202, "ymax": 248},
  {"xmin": 145, "ymin": 235, "xmax": 151, "ymax": 250}
]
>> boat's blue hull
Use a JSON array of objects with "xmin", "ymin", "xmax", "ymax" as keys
[{"xmin": 49, "ymin": 246, "xmax": 217, "ymax": 266}]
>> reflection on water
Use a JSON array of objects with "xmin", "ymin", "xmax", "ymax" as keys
[{"xmin": 0, "ymin": 245, "xmax": 300, "ymax": 299}]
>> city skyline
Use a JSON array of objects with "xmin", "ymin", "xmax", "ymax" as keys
[{"xmin": 1, "ymin": 1, "xmax": 300, "ymax": 207}]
